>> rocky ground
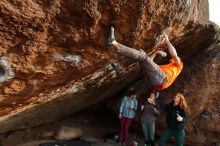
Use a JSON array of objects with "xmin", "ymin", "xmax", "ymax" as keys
[
  {"xmin": 0, "ymin": 105, "xmax": 180, "ymax": 146},
  {"xmin": 0, "ymin": 106, "xmax": 126, "ymax": 146}
]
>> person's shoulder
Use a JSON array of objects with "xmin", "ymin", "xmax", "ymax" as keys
[
  {"xmin": 166, "ymin": 102, "xmax": 171, "ymax": 105},
  {"xmin": 123, "ymin": 96, "xmax": 129, "ymax": 100},
  {"xmin": 146, "ymin": 101, "xmax": 153, "ymax": 106},
  {"xmin": 121, "ymin": 96, "xmax": 126, "ymax": 100},
  {"xmin": 167, "ymin": 103, "xmax": 173, "ymax": 108},
  {"xmin": 149, "ymin": 104, "xmax": 156, "ymax": 109},
  {"xmin": 178, "ymin": 106, "xmax": 186, "ymax": 113}
]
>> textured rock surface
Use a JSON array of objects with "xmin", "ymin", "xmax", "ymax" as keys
[{"xmin": 0, "ymin": 0, "xmax": 218, "ymax": 141}]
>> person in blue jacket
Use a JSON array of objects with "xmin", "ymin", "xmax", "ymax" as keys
[{"xmin": 119, "ymin": 88, "xmax": 138, "ymax": 145}]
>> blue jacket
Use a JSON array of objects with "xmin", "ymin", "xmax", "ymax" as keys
[{"xmin": 119, "ymin": 96, "xmax": 138, "ymax": 118}]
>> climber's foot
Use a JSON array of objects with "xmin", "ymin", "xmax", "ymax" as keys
[
  {"xmin": 110, "ymin": 62, "xmax": 124, "ymax": 77},
  {"xmin": 107, "ymin": 26, "xmax": 116, "ymax": 45}
]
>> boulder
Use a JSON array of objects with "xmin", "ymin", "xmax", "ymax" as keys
[
  {"xmin": 0, "ymin": 0, "xmax": 217, "ymax": 136},
  {"xmin": 54, "ymin": 125, "xmax": 83, "ymax": 141}
]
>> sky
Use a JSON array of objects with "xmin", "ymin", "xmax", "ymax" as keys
[{"xmin": 209, "ymin": 0, "xmax": 220, "ymax": 25}]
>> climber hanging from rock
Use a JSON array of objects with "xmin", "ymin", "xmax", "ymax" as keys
[{"xmin": 107, "ymin": 26, "xmax": 183, "ymax": 93}]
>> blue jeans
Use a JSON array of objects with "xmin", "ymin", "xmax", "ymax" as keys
[
  {"xmin": 159, "ymin": 128, "xmax": 185, "ymax": 146},
  {"xmin": 142, "ymin": 121, "xmax": 155, "ymax": 144}
]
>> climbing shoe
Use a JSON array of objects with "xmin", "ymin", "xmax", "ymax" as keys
[
  {"xmin": 107, "ymin": 26, "xmax": 116, "ymax": 45},
  {"xmin": 111, "ymin": 62, "xmax": 124, "ymax": 77}
]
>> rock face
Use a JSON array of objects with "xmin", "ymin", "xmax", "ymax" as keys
[{"xmin": 0, "ymin": 0, "xmax": 218, "ymax": 139}]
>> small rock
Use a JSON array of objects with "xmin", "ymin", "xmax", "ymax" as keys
[{"xmin": 54, "ymin": 125, "xmax": 83, "ymax": 140}]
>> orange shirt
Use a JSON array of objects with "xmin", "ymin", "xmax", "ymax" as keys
[{"xmin": 158, "ymin": 60, "xmax": 183, "ymax": 90}]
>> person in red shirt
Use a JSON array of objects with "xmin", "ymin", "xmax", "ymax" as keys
[{"xmin": 108, "ymin": 27, "xmax": 183, "ymax": 93}]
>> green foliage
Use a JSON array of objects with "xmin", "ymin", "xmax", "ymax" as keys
[
  {"xmin": 214, "ymin": 24, "xmax": 220, "ymax": 35},
  {"xmin": 210, "ymin": 24, "xmax": 220, "ymax": 49}
]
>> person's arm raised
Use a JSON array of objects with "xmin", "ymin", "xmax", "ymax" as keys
[{"xmin": 163, "ymin": 33, "xmax": 181, "ymax": 64}]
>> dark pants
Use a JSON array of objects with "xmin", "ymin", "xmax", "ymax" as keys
[
  {"xmin": 159, "ymin": 128, "xmax": 185, "ymax": 146},
  {"xmin": 120, "ymin": 116, "xmax": 132, "ymax": 144},
  {"xmin": 115, "ymin": 43, "xmax": 167, "ymax": 88}
]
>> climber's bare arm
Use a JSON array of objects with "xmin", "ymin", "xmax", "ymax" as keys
[{"xmin": 163, "ymin": 34, "xmax": 181, "ymax": 64}]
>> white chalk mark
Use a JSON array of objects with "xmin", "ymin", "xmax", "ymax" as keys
[
  {"xmin": 0, "ymin": 57, "xmax": 15, "ymax": 83},
  {"xmin": 52, "ymin": 52, "xmax": 81, "ymax": 66}
]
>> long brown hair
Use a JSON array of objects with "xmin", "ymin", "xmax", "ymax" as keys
[{"xmin": 176, "ymin": 93, "xmax": 191, "ymax": 115}]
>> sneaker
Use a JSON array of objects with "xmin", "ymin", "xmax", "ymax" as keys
[
  {"xmin": 107, "ymin": 26, "xmax": 116, "ymax": 45},
  {"xmin": 131, "ymin": 141, "xmax": 138, "ymax": 146},
  {"xmin": 111, "ymin": 62, "xmax": 124, "ymax": 77}
]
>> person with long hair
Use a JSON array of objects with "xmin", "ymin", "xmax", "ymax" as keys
[
  {"xmin": 107, "ymin": 27, "xmax": 183, "ymax": 94},
  {"xmin": 119, "ymin": 88, "xmax": 138, "ymax": 145},
  {"xmin": 148, "ymin": 93, "xmax": 190, "ymax": 146}
]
